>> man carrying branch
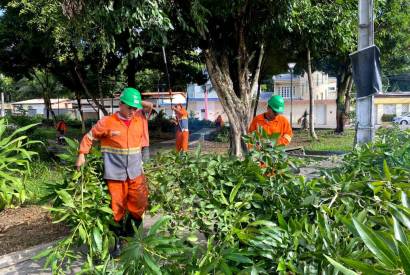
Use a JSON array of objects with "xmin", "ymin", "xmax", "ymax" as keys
[{"xmin": 75, "ymin": 87, "xmax": 150, "ymax": 257}]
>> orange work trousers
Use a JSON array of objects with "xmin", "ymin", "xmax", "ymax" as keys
[
  {"xmin": 176, "ymin": 130, "xmax": 189, "ymax": 152},
  {"xmin": 107, "ymin": 175, "xmax": 149, "ymax": 222}
]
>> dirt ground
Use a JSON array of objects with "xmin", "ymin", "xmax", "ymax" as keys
[{"xmin": 0, "ymin": 205, "xmax": 69, "ymax": 256}]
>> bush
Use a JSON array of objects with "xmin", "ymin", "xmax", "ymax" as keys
[
  {"xmin": 5, "ymin": 115, "xmax": 43, "ymax": 127},
  {"xmin": 0, "ymin": 118, "xmax": 39, "ymax": 210},
  {"xmin": 188, "ymin": 117, "xmax": 213, "ymax": 132},
  {"xmin": 381, "ymin": 113, "xmax": 395, "ymax": 122},
  {"xmin": 149, "ymin": 110, "xmax": 175, "ymax": 133}
]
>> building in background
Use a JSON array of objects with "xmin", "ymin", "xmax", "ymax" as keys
[
  {"xmin": 374, "ymin": 92, "xmax": 410, "ymax": 124},
  {"xmin": 187, "ymin": 71, "xmax": 338, "ymax": 128},
  {"xmin": 11, "ymin": 98, "xmax": 74, "ymax": 117}
]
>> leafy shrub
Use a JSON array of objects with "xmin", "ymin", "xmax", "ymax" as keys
[
  {"xmin": 36, "ymin": 126, "xmax": 410, "ymax": 274},
  {"xmin": 149, "ymin": 110, "xmax": 175, "ymax": 133},
  {"xmin": 381, "ymin": 113, "xmax": 395, "ymax": 122},
  {"xmin": 0, "ymin": 118, "xmax": 39, "ymax": 210},
  {"xmin": 5, "ymin": 114, "xmax": 43, "ymax": 127},
  {"xmin": 209, "ymin": 126, "xmax": 230, "ymax": 143}
]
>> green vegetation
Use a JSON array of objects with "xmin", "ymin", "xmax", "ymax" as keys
[
  {"xmin": 0, "ymin": 118, "xmax": 39, "ymax": 210},
  {"xmin": 31, "ymin": 127, "xmax": 410, "ymax": 274}
]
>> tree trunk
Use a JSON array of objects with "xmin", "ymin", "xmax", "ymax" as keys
[
  {"xmin": 74, "ymin": 64, "xmax": 108, "ymax": 116},
  {"xmin": 335, "ymin": 68, "xmax": 352, "ymax": 133},
  {"xmin": 126, "ymin": 57, "xmax": 137, "ymax": 87},
  {"xmin": 306, "ymin": 46, "xmax": 318, "ymax": 140},
  {"xmin": 252, "ymin": 82, "xmax": 261, "ymax": 118},
  {"xmin": 204, "ymin": 42, "xmax": 264, "ymax": 157},
  {"xmin": 75, "ymin": 90, "xmax": 86, "ymax": 133},
  {"xmin": 98, "ymin": 71, "xmax": 104, "ymax": 118}
]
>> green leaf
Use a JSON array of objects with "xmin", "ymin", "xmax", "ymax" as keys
[
  {"xmin": 393, "ymin": 216, "xmax": 408, "ymax": 244},
  {"xmin": 398, "ymin": 242, "xmax": 410, "ymax": 275},
  {"xmin": 78, "ymin": 224, "xmax": 87, "ymax": 243},
  {"xmin": 229, "ymin": 181, "xmax": 243, "ymax": 203},
  {"xmin": 352, "ymin": 218, "xmax": 397, "ymax": 268},
  {"xmin": 93, "ymin": 227, "xmax": 102, "ymax": 252},
  {"xmin": 340, "ymin": 257, "xmax": 390, "ymax": 275},
  {"xmin": 324, "ymin": 255, "xmax": 358, "ymax": 275},
  {"xmin": 225, "ymin": 253, "xmax": 253, "ymax": 264},
  {"xmin": 383, "ymin": 160, "xmax": 392, "ymax": 181},
  {"xmin": 143, "ymin": 254, "xmax": 162, "ymax": 275},
  {"xmin": 147, "ymin": 216, "xmax": 171, "ymax": 236}
]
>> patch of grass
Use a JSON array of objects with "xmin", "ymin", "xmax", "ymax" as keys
[
  {"xmin": 292, "ymin": 129, "xmax": 354, "ymax": 152},
  {"xmin": 25, "ymin": 161, "xmax": 65, "ymax": 204}
]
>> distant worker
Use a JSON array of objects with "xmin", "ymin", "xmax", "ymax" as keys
[
  {"xmin": 56, "ymin": 119, "xmax": 67, "ymax": 145},
  {"xmin": 248, "ymin": 95, "xmax": 293, "ymax": 146},
  {"xmin": 215, "ymin": 114, "xmax": 224, "ymax": 129},
  {"xmin": 297, "ymin": 110, "xmax": 309, "ymax": 130},
  {"xmin": 171, "ymin": 104, "xmax": 189, "ymax": 152}
]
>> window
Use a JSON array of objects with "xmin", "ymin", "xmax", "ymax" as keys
[
  {"xmin": 401, "ymin": 104, "xmax": 409, "ymax": 115},
  {"xmin": 383, "ymin": 104, "xmax": 396, "ymax": 115}
]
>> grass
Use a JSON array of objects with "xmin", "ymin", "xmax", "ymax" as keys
[
  {"xmin": 24, "ymin": 160, "xmax": 65, "ymax": 204},
  {"xmin": 292, "ymin": 129, "xmax": 355, "ymax": 152}
]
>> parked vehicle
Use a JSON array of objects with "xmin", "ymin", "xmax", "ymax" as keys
[{"xmin": 393, "ymin": 112, "xmax": 410, "ymax": 125}]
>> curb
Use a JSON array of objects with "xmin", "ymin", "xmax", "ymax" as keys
[{"xmin": 0, "ymin": 241, "xmax": 59, "ymax": 269}]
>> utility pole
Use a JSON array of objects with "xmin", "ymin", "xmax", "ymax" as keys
[
  {"xmin": 1, "ymin": 91, "xmax": 4, "ymax": 117},
  {"xmin": 288, "ymin": 63, "xmax": 296, "ymax": 127},
  {"xmin": 356, "ymin": 0, "xmax": 375, "ymax": 144}
]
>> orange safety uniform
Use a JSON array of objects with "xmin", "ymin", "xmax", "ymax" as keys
[
  {"xmin": 79, "ymin": 113, "xmax": 148, "ymax": 222},
  {"xmin": 56, "ymin": 121, "xmax": 68, "ymax": 135},
  {"xmin": 248, "ymin": 113, "xmax": 293, "ymax": 146},
  {"xmin": 174, "ymin": 107, "xmax": 189, "ymax": 152}
]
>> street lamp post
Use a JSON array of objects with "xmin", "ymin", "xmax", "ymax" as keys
[{"xmin": 287, "ymin": 62, "xmax": 296, "ymax": 127}]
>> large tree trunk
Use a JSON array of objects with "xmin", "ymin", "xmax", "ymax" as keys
[
  {"xmin": 306, "ymin": 46, "xmax": 318, "ymax": 140},
  {"xmin": 204, "ymin": 41, "xmax": 264, "ymax": 157},
  {"xmin": 335, "ymin": 63, "xmax": 352, "ymax": 133},
  {"xmin": 75, "ymin": 90, "xmax": 86, "ymax": 133}
]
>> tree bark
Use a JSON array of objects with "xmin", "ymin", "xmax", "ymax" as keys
[
  {"xmin": 75, "ymin": 90, "xmax": 86, "ymax": 133},
  {"xmin": 253, "ymin": 83, "xmax": 261, "ymax": 118},
  {"xmin": 204, "ymin": 41, "xmax": 264, "ymax": 157},
  {"xmin": 306, "ymin": 46, "xmax": 318, "ymax": 140},
  {"xmin": 335, "ymin": 65, "xmax": 352, "ymax": 133}
]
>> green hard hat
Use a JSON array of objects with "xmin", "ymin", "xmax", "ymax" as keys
[
  {"xmin": 120, "ymin": 87, "xmax": 143, "ymax": 109},
  {"xmin": 268, "ymin": 95, "xmax": 285, "ymax": 113}
]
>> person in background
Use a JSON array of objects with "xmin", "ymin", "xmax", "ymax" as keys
[
  {"xmin": 171, "ymin": 104, "xmax": 189, "ymax": 152},
  {"xmin": 56, "ymin": 119, "xmax": 68, "ymax": 145},
  {"xmin": 215, "ymin": 114, "xmax": 224, "ymax": 129},
  {"xmin": 248, "ymin": 95, "xmax": 292, "ymax": 146}
]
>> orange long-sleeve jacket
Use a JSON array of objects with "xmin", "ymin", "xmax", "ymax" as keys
[
  {"xmin": 174, "ymin": 107, "xmax": 189, "ymax": 132},
  {"xmin": 248, "ymin": 113, "xmax": 293, "ymax": 146},
  {"xmin": 79, "ymin": 113, "xmax": 144, "ymax": 180}
]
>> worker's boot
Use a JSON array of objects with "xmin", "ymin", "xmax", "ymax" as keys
[
  {"xmin": 124, "ymin": 215, "xmax": 142, "ymax": 237},
  {"xmin": 109, "ymin": 221, "xmax": 124, "ymax": 258}
]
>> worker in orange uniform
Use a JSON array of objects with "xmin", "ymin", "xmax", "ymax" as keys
[
  {"xmin": 56, "ymin": 119, "xmax": 68, "ymax": 144},
  {"xmin": 75, "ymin": 87, "xmax": 148, "ymax": 257},
  {"xmin": 248, "ymin": 95, "xmax": 292, "ymax": 146},
  {"xmin": 171, "ymin": 104, "xmax": 189, "ymax": 152}
]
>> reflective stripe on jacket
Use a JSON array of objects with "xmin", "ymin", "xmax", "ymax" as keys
[
  {"xmin": 175, "ymin": 107, "xmax": 189, "ymax": 131},
  {"xmin": 79, "ymin": 113, "xmax": 144, "ymax": 180}
]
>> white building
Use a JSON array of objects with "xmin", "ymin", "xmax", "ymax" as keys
[{"xmin": 11, "ymin": 98, "xmax": 74, "ymax": 117}]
